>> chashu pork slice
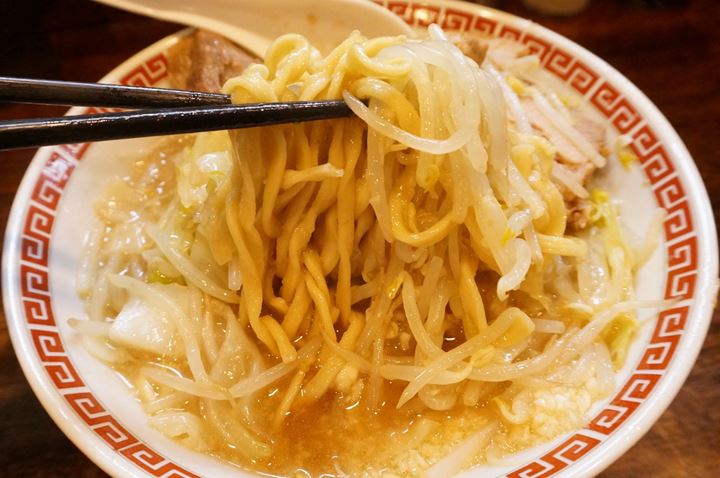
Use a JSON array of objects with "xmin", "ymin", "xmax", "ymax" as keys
[{"xmin": 167, "ymin": 29, "xmax": 258, "ymax": 93}]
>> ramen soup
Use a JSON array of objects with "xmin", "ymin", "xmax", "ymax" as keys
[{"xmin": 71, "ymin": 26, "xmax": 666, "ymax": 477}]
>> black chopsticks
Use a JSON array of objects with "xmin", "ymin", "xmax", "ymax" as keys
[
  {"xmin": 0, "ymin": 76, "xmax": 231, "ymax": 108},
  {"xmin": 0, "ymin": 101, "xmax": 352, "ymax": 150},
  {"xmin": 0, "ymin": 77, "xmax": 354, "ymax": 150}
]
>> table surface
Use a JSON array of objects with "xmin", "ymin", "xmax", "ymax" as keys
[{"xmin": 1, "ymin": 0, "xmax": 718, "ymax": 476}]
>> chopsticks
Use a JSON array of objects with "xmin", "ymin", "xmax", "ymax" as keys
[
  {"xmin": 0, "ymin": 76, "xmax": 231, "ymax": 108},
  {"xmin": 0, "ymin": 101, "xmax": 352, "ymax": 150},
  {"xmin": 0, "ymin": 77, "xmax": 354, "ymax": 150}
]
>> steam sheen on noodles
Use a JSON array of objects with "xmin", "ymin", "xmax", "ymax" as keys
[{"xmin": 73, "ymin": 26, "xmax": 664, "ymax": 477}]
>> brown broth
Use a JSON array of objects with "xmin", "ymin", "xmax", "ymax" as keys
[{"xmin": 202, "ymin": 379, "xmax": 501, "ymax": 477}]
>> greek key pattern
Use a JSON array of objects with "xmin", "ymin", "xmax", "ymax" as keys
[
  {"xmin": 121, "ymin": 53, "xmax": 169, "ymax": 87},
  {"xmin": 547, "ymin": 51, "xmax": 599, "ymax": 95},
  {"xmin": 17, "ymin": 53, "xmax": 198, "ymax": 478},
  {"xmin": 440, "ymin": 8, "xmax": 474, "ymax": 32},
  {"xmin": 121, "ymin": 444, "xmax": 201, "ymax": 478},
  {"xmin": 506, "ymin": 433, "xmax": 601, "ymax": 478},
  {"xmin": 588, "ymin": 373, "xmax": 662, "ymax": 434},
  {"xmin": 521, "ymin": 32, "xmax": 553, "ymax": 63},
  {"xmin": 590, "ymin": 81, "xmax": 642, "ymax": 134},
  {"xmin": 497, "ymin": 23, "xmax": 525, "ymax": 42},
  {"xmin": 21, "ymin": 262, "xmax": 55, "ymax": 326},
  {"xmin": 371, "ymin": 2, "xmax": 699, "ymax": 476},
  {"xmin": 664, "ymin": 234, "xmax": 697, "ymax": 299},
  {"xmin": 30, "ymin": 328, "xmax": 83, "ymax": 389},
  {"xmin": 638, "ymin": 306, "xmax": 689, "ymax": 371},
  {"xmin": 383, "ymin": 1, "xmax": 442, "ymax": 27},
  {"xmin": 65, "ymin": 392, "xmax": 138, "ymax": 450},
  {"xmin": 22, "ymin": 204, "xmax": 53, "ymax": 266}
]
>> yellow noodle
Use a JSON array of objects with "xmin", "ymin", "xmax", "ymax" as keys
[
  {"xmin": 261, "ymin": 316, "xmax": 297, "ymax": 363},
  {"xmin": 273, "ymin": 370, "xmax": 305, "ymax": 427}
]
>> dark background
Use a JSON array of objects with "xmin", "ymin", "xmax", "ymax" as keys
[{"xmin": 1, "ymin": 0, "xmax": 718, "ymax": 476}]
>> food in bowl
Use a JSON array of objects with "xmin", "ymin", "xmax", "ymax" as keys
[{"xmin": 70, "ymin": 26, "xmax": 667, "ymax": 477}]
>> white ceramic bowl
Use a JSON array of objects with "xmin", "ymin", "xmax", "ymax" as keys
[{"xmin": 3, "ymin": 1, "xmax": 717, "ymax": 477}]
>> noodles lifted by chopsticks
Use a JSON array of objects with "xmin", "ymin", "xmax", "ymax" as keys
[{"xmin": 73, "ymin": 25, "xmax": 665, "ymax": 476}]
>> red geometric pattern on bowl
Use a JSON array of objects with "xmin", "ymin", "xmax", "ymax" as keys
[
  {"xmin": 17, "ymin": 54, "xmax": 199, "ymax": 478},
  {"xmin": 15, "ymin": 4, "xmax": 698, "ymax": 477},
  {"xmin": 506, "ymin": 433, "xmax": 601, "ymax": 478}
]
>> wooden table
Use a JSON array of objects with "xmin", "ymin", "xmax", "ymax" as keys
[{"xmin": 1, "ymin": 0, "xmax": 718, "ymax": 476}]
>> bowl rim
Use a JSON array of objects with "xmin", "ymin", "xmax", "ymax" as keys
[
  {"xmin": 3, "ymin": 1, "xmax": 717, "ymax": 477},
  {"xmin": 2, "ymin": 30, "xmax": 200, "ymax": 478}
]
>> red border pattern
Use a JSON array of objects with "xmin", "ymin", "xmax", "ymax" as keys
[
  {"xmin": 506, "ymin": 434, "xmax": 601, "ymax": 478},
  {"xmin": 17, "ymin": 54, "xmax": 199, "ymax": 478},
  {"xmin": 16, "ymin": 7, "xmax": 698, "ymax": 478},
  {"xmin": 121, "ymin": 53, "xmax": 169, "ymax": 86},
  {"xmin": 370, "ymin": 1, "xmax": 697, "ymax": 476}
]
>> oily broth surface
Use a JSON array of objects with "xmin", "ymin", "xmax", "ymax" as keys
[
  {"xmin": 255, "ymin": 383, "xmax": 498, "ymax": 477},
  {"xmin": 113, "ymin": 321, "xmax": 510, "ymax": 476},
  {"xmin": 117, "ymin": 360, "xmax": 503, "ymax": 477}
]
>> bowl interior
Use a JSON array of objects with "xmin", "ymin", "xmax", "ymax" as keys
[{"xmin": 4, "ymin": 2, "xmax": 716, "ymax": 478}]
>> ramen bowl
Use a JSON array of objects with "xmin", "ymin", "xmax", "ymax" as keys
[{"xmin": 3, "ymin": 1, "xmax": 717, "ymax": 477}]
